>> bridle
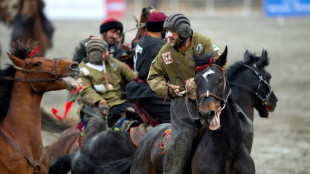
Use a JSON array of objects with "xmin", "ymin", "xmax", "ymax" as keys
[
  {"xmin": 185, "ymin": 64, "xmax": 231, "ymax": 120},
  {"xmin": 0, "ymin": 57, "xmax": 65, "ymax": 94},
  {"xmin": 0, "ymin": 127, "xmax": 45, "ymax": 174},
  {"xmin": 196, "ymin": 64, "xmax": 230, "ymax": 107},
  {"xmin": 229, "ymin": 63, "xmax": 273, "ymax": 105}
]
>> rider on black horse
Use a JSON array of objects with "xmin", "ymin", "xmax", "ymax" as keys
[{"xmin": 147, "ymin": 13, "xmax": 222, "ymax": 174}]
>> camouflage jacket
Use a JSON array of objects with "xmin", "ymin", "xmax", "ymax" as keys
[{"xmin": 77, "ymin": 57, "xmax": 135, "ymax": 113}]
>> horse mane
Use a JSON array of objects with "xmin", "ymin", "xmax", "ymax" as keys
[
  {"xmin": 227, "ymin": 50, "xmax": 269, "ymax": 82},
  {"xmin": 0, "ymin": 41, "xmax": 37, "ymax": 122},
  {"xmin": 226, "ymin": 61, "xmax": 245, "ymax": 82},
  {"xmin": 193, "ymin": 51, "xmax": 216, "ymax": 67}
]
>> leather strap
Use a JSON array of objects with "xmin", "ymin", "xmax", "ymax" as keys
[{"xmin": 0, "ymin": 127, "xmax": 45, "ymax": 173}]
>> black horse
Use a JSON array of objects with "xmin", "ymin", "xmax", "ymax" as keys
[
  {"xmin": 49, "ymin": 48, "xmax": 277, "ymax": 174},
  {"xmin": 128, "ymin": 46, "xmax": 255, "ymax": 173},
  {"xmin": 227, "ymin": 49, "xmax": 278, "ymax": 153}
]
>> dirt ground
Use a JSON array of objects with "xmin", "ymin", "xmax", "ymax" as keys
[{"xmin": 0, "ymin": 11, "xmax": 310, "ymax": 174}]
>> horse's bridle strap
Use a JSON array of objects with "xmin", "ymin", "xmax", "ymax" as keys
[
  {"xmin": 0, "ymin": 127, "xmax": 45, "ymax": 173},
  {"xmin": 0, "ymin": 74, "xmax": 57, "ymax": 82}
]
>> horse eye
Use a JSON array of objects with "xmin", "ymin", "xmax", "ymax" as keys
[
  {"xmin": 34, "ymin": 62, "xmax": 42, "ymax": 67},
  {"xmin": 218, "ymin": 77, "xmax": 224, "ymax": 82}
]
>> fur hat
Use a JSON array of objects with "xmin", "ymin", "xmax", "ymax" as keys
[
  {"xmin": 100, "ymin": 18, "xmax": 123, "ymax": 34},
  {"xmin": 146, "ymin": 11, "xmax": 167, "ymax": 32},
  {"xmin": 86, "ymin": 39, "xmax": 107, "ymax": 64}
]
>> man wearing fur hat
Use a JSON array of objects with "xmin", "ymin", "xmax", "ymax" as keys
[
  {"xmin": 72, "ymin": 17, "xmax": 127, "ymax": 64},
  {"xmin": 126, "ymin": 11, "xmax": 171, "ymax": 124},
  {"xmin": 147, "ymin": 13, "xmax": 222, "ymax": 174},
  {"xmin": 77, "ymin": 38, "xmax": 137, "ymax": 142}
]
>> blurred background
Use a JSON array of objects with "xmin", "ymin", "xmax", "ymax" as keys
[{"xmin": 0, "ymin": 0, "xmax": 310, "ymax": 173}]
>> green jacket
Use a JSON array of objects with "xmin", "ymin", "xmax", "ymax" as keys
[
  {"xmin": 77, "ymin": 57, "xmax": 135, "ymax": 113},
  {"xmin": 147, "ymin": 32, "xmax": 221, "ymax": 98}
]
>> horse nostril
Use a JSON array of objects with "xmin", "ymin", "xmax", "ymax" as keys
[
  {"xmin": 70, "ymin": 62, "xmax": 79, "ymax": 71},
  {"xmin": 199, "ymin": 110, "xmax": 215, "ymax": 119},
  {"xmin": 208, "ymin": 111, "xmax": 215, "ymax": 120}
]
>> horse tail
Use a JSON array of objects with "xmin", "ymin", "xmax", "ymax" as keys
[
  {"xmin": 41, "ymin": 106, "xmax": 77, "ymax": 133},
  {"xmin": 48, "ymin": 154, "xmax": 72, "ymax": 174},
  {"xmin": 95, "ymin": 156, "xmax": 134, "ymax": 174}
]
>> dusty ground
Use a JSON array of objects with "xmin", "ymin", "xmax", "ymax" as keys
[{"xmin": 0, "ymin": 11, "xmax": 310, "ymax": 174}]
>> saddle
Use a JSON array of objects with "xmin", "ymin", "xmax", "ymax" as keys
[{"xmin": 130, "ymin": 123, "xmax": 152, "ymax": 146}]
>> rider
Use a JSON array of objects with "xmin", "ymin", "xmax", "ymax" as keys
[
  {"xmin": 126, "ymin": 11, "xmax": 171, "ymax": 124},
  {"xmin": 77, "ymin": 38, "xmax": 137, "ymax": 142},
  {"xmin": 147, "ymin": 13, "xmax": 222, "ymax": 173},
  {"xmin": 72, "ymin": 17, "xmax": 127, "ymax": 63}
]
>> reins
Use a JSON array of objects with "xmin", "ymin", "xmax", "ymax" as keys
[
  {"xmin": 196, "ymin": 64, "xmax": 228, "ymax": 107},
  {"xmin": 230, "ymin": 64, "xmax": 272, "ymax": 105},
  {"xmin": 0, "ymin": 127, "xmax": 45, "ymax": 174},
  {"xmin": 184, "ymin": 64, "xmax": 231, "ymax": 120},
  {"xmin": 0, "ymin": 58, "xmax": 64, "ymax": 94}
]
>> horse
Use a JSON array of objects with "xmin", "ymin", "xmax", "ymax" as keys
[
  {"xmin": 49, "ymin": 47, "xmax": 277, "ymax": 174},
  {"xmin": 1, "ymin": 0, "xmax": 73, "ymax": 134},
  {"xmin": 0, "ymin": 41, "xmax": 79, "ymax": 174},
  {"xmin": 227, "ymin": 49, "xmax": 278, "ymax": 153},
  {"xmin": 11, "ymin": 0, "xmax": 54, "ymax": 57},
  {"xmin": 0, "ymin": 0, "xmax": 13, "ymax": 24}
]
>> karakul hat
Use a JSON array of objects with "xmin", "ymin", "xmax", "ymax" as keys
[{"xmin": 100, "ymin": 18, "xmax": 123, "ymax": 34}]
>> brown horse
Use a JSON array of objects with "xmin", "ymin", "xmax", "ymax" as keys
[
  {"xmin": 0, "ymin": 0, "xmax": 13, "ymax": 23},
  {"xmin": 11, "ymin": 0, "xmax": 54, "ymax": 57},
  {"xmin": 0, "ymin": 41, "xmax": 79, "ymax": 174},
  {"xmin": 45, "ymin": 126, "xmax": 81, "ymax": 164}
]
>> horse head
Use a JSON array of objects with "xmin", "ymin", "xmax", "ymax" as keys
[
  {"xmin": 19, "ymin": 0, "xmax": 43, "ymax": 21},
  {"xmin": 243, "ymin": 49, "xmax": 278, "ymax": 118},
  {"xmin": 131, "ymin": 6, "xmax": 156, "ymax": 50},
  {"xmin": 0, "ymin": 0, "xmax": 13, "ymax": 23},
  {"xmin": 7, "ymin": 41, "xmax": 80, "ymax": 93},
  {"xmin": 189, "ymin": 46, "xmax": 228, "ymax": 130}
]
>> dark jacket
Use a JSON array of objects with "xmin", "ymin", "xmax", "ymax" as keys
[{"xmin": 126, "ymin": 35, "xmax": 165, "ymax": 99}]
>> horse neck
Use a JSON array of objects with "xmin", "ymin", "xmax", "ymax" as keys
[
  {"xmin": 210, "ymin": 96, "xmax": 242, "ymax": 146},
  {"xmin": 23, "ymin": 11, "xmax": 49, "ymax": 56},
  {"xmin": 1, "ymin": 82, "xmax": 43, "ymax": 146},
  {"xmin": 231, "ymin": 86, "xmax": 254, "ymax": 121}
]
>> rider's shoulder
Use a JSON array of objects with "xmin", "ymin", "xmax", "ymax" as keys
[{"xmin": 192, "ymin": 32, "xmax": 211, "ymax": 42}]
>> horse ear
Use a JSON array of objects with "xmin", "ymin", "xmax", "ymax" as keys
[
  {"xmin": 7, "ymin": 53, "xmax": 24, "ymax": 67},
  {"xmin": 244, "ymin": 50, "xmax": 250, "ymax": 63},
  {"xmin": 216, "ymin": 46, "xmax": 227, "ymax": 67},
  {"xmin": 257, "ymin": 49, "xmax": 269, "ymax": 68},
  {"xmin": 185, "ymin": 78, "xmax": 197, "ymax": 100}
]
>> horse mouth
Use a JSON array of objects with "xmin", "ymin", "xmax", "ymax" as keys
[
  {"xmin": 199, "ymin": 110, "xmax": 221, "ymax": 130},
  {"xmin": 266, "ymin": 104, "xmax": 274, "ymax": 112},
  {"xmin": 209, "ymin": 113, "xmax": 221, "ymax": 130},
  {"xmin": 55, "ymin": 73, "xmax": 79, "ymax": 91}
]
